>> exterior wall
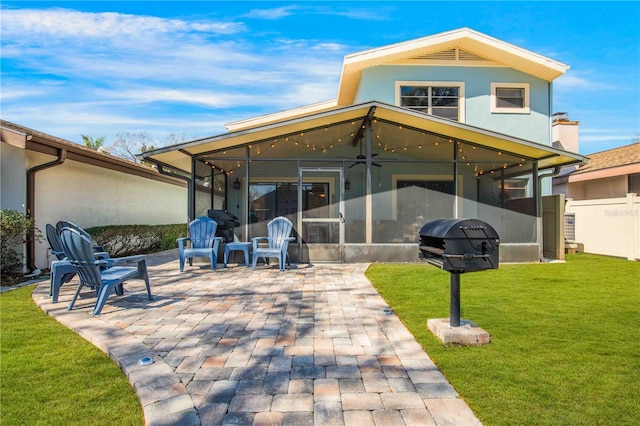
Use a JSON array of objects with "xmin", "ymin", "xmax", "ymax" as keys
[
  {"xmin": 26, "ymin": 151, "xmax": 188, "ymax": 270},
  {"xmin": 567, "ymin": 175, "xmax": 628, "ymax": 200},
  {"xmin": 565, "ymin": 193, "xmax": 640, "ymax": 260},
  {"xmin": 355, "ymin": 65, "xmax": 551, "ymax": 145},
  {"xmin": 1, "ymin": 142, "xmax": 26, "ymax": 212}
]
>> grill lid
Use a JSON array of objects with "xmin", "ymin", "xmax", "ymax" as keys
[{"xmin": 419, "ymin": 218, "xmax": 499, "ymax": 240}]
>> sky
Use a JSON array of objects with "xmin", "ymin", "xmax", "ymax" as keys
[{"xmin": 1, "ymin": 1, "xmax": 639, "ymax": 156}]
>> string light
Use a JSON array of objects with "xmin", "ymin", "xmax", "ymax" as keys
[{"xmin": 206, "ymin": 125, "xmax": 525, "ymax": 176}]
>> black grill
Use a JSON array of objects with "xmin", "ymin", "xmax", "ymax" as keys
[
  {"xmin": 418, "ymin": 218, "xmax": 500, "ymax": 327},
  {"xmin": 207, "ymin": 210, "xmax": 240, "ymax": 243},
  {"xmin": 419, "ymin": 218, "xmax": 499, "ymax": 272}
]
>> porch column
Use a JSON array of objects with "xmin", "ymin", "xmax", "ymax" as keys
[
  {"xmin": 365, "ymin": 117, "xmax": 373, "ymax": 244},
  {"xmin": 190, "ymin": 155, "xmax": 196, "ymax": 221},
  {"xmin": 533, "ymin": 161, "xmax": 542, "ymax": 260},
  {"xmin": 453, "ymin": 141, "xmax": 459, "ymax": 218}
]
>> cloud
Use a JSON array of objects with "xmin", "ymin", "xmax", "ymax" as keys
[
  {"xmin": 0, "ymin": 8, "xmax": 245, "ymax": 39},
  {"xmin": 244, "ymin": 6, "xmax": 301, "ymax": 20},
  {"xmin": 244, "ymin": 4, "xmax": 393, "ymax": 21},
  {"xmin": 0, "ymin": 6, "xmax": 350, "ymax": 143},
  {"xmin": 318, "ymin": 6, "xmax": 394, "ymax": 21}
]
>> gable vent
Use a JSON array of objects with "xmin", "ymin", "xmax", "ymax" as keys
[
  {"xmin": 417, "ymin": 49, "xmax": 457, "ymax": 61},
  {"xmin": 457, "ymin": 50, "xmax": 486, "ymax": 61},
  {"xmin": 414, "ymin": 48, "xmax": 487, "ymax": 62}
]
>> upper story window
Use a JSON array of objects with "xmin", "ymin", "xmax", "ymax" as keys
[
  {"xmin": 491, "ymin": 82, "xmax": 530, "ymax": 114},
  {"xmin": 396, "ymin": 81, "xmax": 465, "ymax": 122}
]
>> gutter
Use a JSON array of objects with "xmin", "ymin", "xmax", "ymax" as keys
[{"xmin": 26, "ymin": 146, "xmax": 66, "ymax": 272}]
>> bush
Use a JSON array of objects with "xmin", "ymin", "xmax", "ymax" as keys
[
  {"xmin": 86, "ymin": 223, "xmax": 187, "ymax": 257},
  {"xmin": 1, "ymin": 210, "xmax": 42, "ymax": 281}
]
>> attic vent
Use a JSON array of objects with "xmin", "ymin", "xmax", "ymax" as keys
[
  {"xmin": 418, "ymin": 49, "xmax": 457, "ymax": 61},
  {"xmin": 414, "ymin": 48, "xmax": 487, "ymax": 62},
  {"xmin": 457, "ymin": 50, "xmax": 486, "ymax": 61}
]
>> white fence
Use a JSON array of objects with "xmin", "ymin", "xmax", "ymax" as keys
[{"xmin": 565, "ymin": 193, "xmax": 640, "ymax": 260}]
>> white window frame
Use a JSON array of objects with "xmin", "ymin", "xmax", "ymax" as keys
[
  {"xmin": 395, "ymin": 81, "xmax": 466, "ymax": 123},
  {"xmin": 491, "ymin": 82, "xmax": 530, "ymax": 114}
]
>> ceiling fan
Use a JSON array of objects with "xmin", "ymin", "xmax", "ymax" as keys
[{"xmin": 347, "ymin": 141, "xmax": 382, "ymax": 168}]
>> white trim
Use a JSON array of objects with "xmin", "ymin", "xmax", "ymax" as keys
[
  {"xmin": 395, "ymin": 81, "xmax": 466, "ymax": 123},
  {"xmin": 491, "ymin": 82, "xmax": 530, "ymax": 114},
  {"xmin": 225, "ymin": 99, "xmax": 338, "ymax": 132},
  {"xmin": 344, "ymin": 28, "xmax": 568, "ymax": 74}
]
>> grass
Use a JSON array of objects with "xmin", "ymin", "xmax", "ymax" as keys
[
  {"xmin": 366, "ymin": 253, "xmax": 640, "ymax": 426},
  {"xmin": 0, "ymin": 285, "xmax": 143, "ymax": 425}
]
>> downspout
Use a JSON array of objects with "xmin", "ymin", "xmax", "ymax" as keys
[
  {"xmin": 536, "ymin": 165, "xmax": 562, "ymax": 261},
  {"xmin": 26, "ymin": 147, "xmax": 66, "ymax": 272}
]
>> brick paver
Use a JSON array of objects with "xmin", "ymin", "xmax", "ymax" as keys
[{"xmin": 33, "ymin": 249, "xmax": 482, "ymax": 425}]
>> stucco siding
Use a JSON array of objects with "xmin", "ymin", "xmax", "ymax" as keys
[
  {"xmin": 27, "ymin": 151, "xmax": 187, "ymax": 269},
  {"xmin": 567, "ymin": 175, "xmax": 628, "ymax": 200},
  {"xmin": 355, "ymin": 65, "xmax": 551, "ymax": 145}
]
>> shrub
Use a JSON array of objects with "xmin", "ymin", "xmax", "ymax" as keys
[
  {"xmin": 86, "ymin": 223, "xmax": 187, "ymax": 257},
  {"xmin": 1, "ymin": 210, "xmax": 42, "ymax": 281}
]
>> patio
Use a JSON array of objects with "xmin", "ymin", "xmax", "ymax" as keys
[{"xmin": 33, "ymin": 249, "xmax": 481, "ymax": 426}]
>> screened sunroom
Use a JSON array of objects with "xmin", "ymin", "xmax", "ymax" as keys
[{"xmin": 141, "ymin": 101, "xmax": 585, "ymax": 263}]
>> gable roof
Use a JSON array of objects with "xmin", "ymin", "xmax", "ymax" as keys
[
  {"xmin": 338, "ymin": 28, "xmax": 569, "ymax": 106},
  {"xmin": 227, "ymin": 28, "xmax": 570, "ymax": 131}
]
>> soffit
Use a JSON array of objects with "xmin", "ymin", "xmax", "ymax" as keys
[
  {"xmin": 144, "ymin": 104, "xmax": 375, "ymax": 173},
  {"xmin": 142, "ymin": 102, "xmax": 586, "ymax": 174}
]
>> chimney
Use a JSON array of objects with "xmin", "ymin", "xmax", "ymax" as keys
[{"xmin": 552, "ymin": 112, "xmax": 580, "ymax": 153}]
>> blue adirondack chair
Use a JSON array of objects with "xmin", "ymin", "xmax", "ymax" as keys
[
  {"xmin": 59, "ymin": 227, "xmax": 152, "ymax": 316},
  {"xmin": 46, "ymin": 223, "xmax": 76, "ymax": 298},
  {"xmin": 49, "ymin": 221, "xmax": 122, "ymax": 303},
  {"xmin": 252, "ymin": 216, "xmax": 295, "ymax": 271},
  {"xmin": 177, "ymin": 216, "xmax": 223, "ymax": 272},
  {"xmin": 56, "ymin": 220, "xmax": 105, "ymax": 252}
]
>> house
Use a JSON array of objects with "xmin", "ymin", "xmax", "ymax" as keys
[
  {"xmin": 0, "ymin": 120, "xmax": 193, "ymax": 273},
  {"xmin": 553, "ymin": 140, "xmax": 640, "ymax": 260},
  {"xmin": 141, "ymin": 28, "xmax": 586, "ymax": 264},
  {"xmin": 555, "ymin": 142, "xmax": 640, "ymax": 200}
]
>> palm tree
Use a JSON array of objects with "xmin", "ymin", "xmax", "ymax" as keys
[{"xmin": 81, "ymin": 135, "xmax": 106, "ymax": 150}]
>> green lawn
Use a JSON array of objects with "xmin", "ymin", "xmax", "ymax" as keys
[
  {"xmin": 0, "ymin": 285, "xmax": 143, "ymax": 425},
  {"xmin": 366, "ymin": 253, "xmax": 640, "ymax": 425}
]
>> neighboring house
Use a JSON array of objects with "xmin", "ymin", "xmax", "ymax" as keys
[
  {"xmin": 0, "ymin": 120, "xmax": 197, "ymax": 273},
  {"xmin": 553, "ymin": 141, "xmax": 640, "ymax": 260},
  {"xmin": 139, "ymin": 28, "xmax": 586, "ymax": 264},
  {"xmin": 555, "ymin": 142, "xmax": 640, "ymax": 200}
]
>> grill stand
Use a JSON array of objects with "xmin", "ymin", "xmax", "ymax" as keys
[
  {"xmin": 450, "ymin": 272, "xmax": 461, "ymax": 327},
  {"xmin": 427, "ymin": 270, "xmax": 491, "ymax": 345}
]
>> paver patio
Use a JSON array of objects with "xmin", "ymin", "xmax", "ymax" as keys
[{"xmin": 33, "ymin": 249, "xmax": 481, "ymax": 426}]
